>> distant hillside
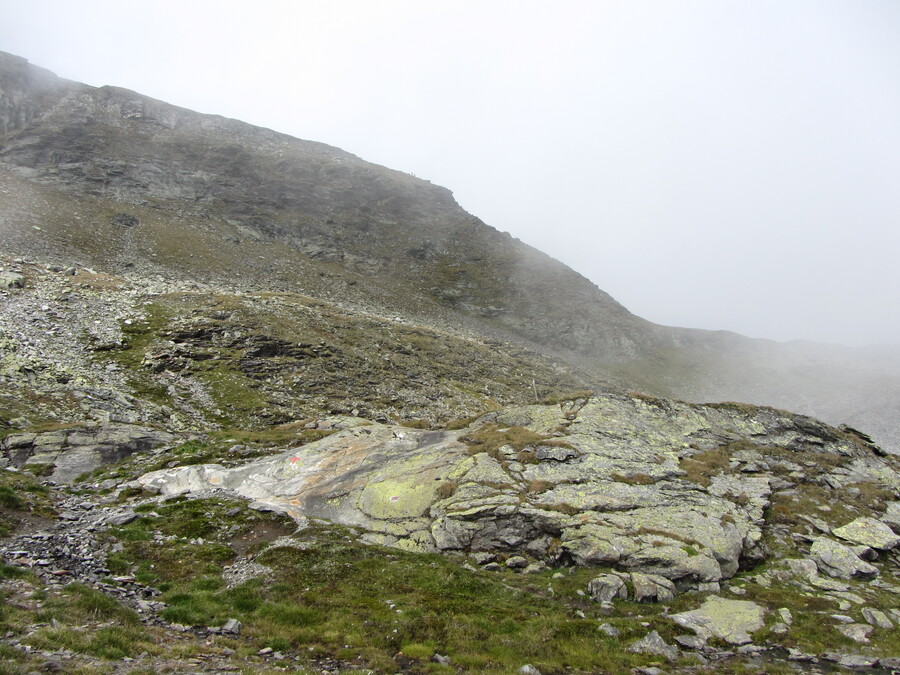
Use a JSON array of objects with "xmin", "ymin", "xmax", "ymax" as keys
[{"xmin": 1, "ymin": 50, "xmax": 898, "ymax": 452}]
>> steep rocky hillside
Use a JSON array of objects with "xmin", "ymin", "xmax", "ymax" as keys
[
  {"xmin": 1, "ymin": 51, "xmax": 899, "ymax": 674},
  {"xmin": 2, "ymin": 50, "xmax": 899, "ymax": 455}
]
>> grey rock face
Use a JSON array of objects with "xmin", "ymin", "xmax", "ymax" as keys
[
  {"xmin": 630, "ymin": 573, "xmax": 676, "ymax": 603},
  {"xmin": 222, "ymin": 618, "xmax": 242, "ymax": 635},
  {"xmin": 587, "ymin": 573, "xmax": 629, "ymax": 602},
  {"xmin": 832, "ymin": 517, "xmax": 900, "ymax": 550},
  {"xmin": 835, "ymin": 623, "xmax": 873, "ymax": 643},
  {"xmin": 628, "ymin": 631, "xmax": 679, "ymax": 661},
  {"xmin": 671, "ymin": 596, "xmax": 766, "ymax": 646},
  {"xmin": 810, "ymin": 538, "xmax": 879, "ymax": 580},
  {"xmin": 1, "ymin": 423, "xmax": 177, "ymax": 483},
  {"xmin": 131, "ymin": 396, "xmax": 899, "ymax": 593},
  {"xmin": 861, "ymin": 607, "xmax": 893, "ymax": 629},
  {"xmin": 882, "ymin": 502, "xmax": 900, "ymax": 532},
  {"xmin": 0, "ymin": 271, "xmax": 25, "ymax": 288}
]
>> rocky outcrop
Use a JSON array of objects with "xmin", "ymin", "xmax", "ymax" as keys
[
  {"xmin": 671, "ymin": 596, "xmax": 766, "ymax": 645},
  {"xmin": 135, "ymin": 394, "xmax": 900, "ymax": 590},
  {"xmin": 1, "ymin": 422, "xmax": 177, "ymax": 482}
]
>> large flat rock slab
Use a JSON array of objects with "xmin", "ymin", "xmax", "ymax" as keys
[
  {"xmin": 133, "ymin": 395, "xmax": 900, "ymax": 590},
  {"xmin": 672, "ymin": 596, "xmax": 766, "ymax": 645}
]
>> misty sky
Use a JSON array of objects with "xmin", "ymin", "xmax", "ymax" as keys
[{"xmin": 2, "ymin": 1, "xmax": 899, "ymax": 346}]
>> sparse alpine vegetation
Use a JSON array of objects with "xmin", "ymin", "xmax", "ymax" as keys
[{"xmin": 1, "ymin": 51, "xmax": 899, "ymax": 674}]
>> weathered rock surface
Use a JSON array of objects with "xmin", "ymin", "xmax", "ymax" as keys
[
  {"xmin": 671, "ymin": 596, "xmax": 766, "ymax": 645},
  {"xmin": 630, "ymin": 573, "xmax": 676, "ymax": 603},
  {"xmin": 810, "ymin": 538, "xmax": 879, "ymax": 580},
  {"xmin": 587, "ymin": 572, "xmax": 628, "ymax": 602},
  {"xmin": 832, "ymin": 517, "xmax": 900, "ymax": 551},
  {"xmin": 835, "ymin": 623, "xmax": 873, "ymax": 643},
  {"xmin": 1, "ymin": 422, "xmax": 177, "ymax": 482},
  {"xmin": 882, "ymin": 502, "xmax": 900, "ymax": 532},
  {"xmin": 135, "ymin": 395, "xmax": 899, "ymax": 589},
  {"xmin": 628, "ymin": 631, "xmax": 679, "ymax": 661}
]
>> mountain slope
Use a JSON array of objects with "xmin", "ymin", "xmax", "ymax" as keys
[
  {"xmin": 2, "ymin": 51, "xmax": 900, "ymax": 675},
  {"xmin": 2, "ymin": 48, "xmax": 899, "ymax": 456}
]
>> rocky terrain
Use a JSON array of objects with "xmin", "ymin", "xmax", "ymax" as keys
[
  {"xmin": 1, "ymin": 51, "xmax": 900, "ymax": 674},
  {"xmin": 0, "ymin": 50, "xmax": 899, "ymax": 453}
]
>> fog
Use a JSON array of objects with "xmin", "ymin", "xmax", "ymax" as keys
[{"xmin": 3, "ymin": 0, "xmax": 899, "ymax": 346}]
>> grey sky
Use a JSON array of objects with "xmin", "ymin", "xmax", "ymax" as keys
[{"xmin": 2, "ymin": 0, "xmax": 899, "ymax": 346}]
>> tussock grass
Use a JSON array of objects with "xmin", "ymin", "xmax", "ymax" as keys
[
  {"xmin": 105, "ymin": 513, "xmax": 661, "ymax": 674},
  {"xmin": 0, "ymin": 470, "xmax": 56, "ymax": 536},
  {"xmin": 679, "ymin": 447, "xmax": 732, "ymax": 487},
  {"xmin": 460, "ymin": 424, "xmax": 549, "ymax": 459}
]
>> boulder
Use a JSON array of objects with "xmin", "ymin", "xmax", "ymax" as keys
[
  {"xmin": 835, "ymin": 623, "xmax": 873, "ymax": 643},
  {"xmin": 628, "ymin": 631, "xmax": 678, "ymax": 661},
  {"xmin": 0, "ymin": 271, "xmax": 25, "ymax": 288},
  {"xmin": 881, "ymin": 502, "xmax": 900, "ymax": 533},
  {"xmin": 861, "ymin": 607, "xmax": 893, "ymax": 629},
  {"xmin": 810, "ymin": 538, "xmax": 879, "ymax": 580},
  {"xmin": 671, "ymin": 596, "xmax": 766, "ymax": 646},
  {"xmin": 630, "ymin": 573, "xmax": 675, "ymax": 603},
  {"xmin": 832, "ymin": 517, "xmax": 900, "ymax": 551},
  {"xmin": 587, "ymin": 573, "xmax": 629, "ymax": 602}
]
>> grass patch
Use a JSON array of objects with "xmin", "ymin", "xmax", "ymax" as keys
[
  {"xmin": 679, "ymin": 447, "xmax": 732, "ymax": 487},
  {"xmin": 0, "ymin": 469, "xmax": 56, "ymax": 536},
  {"xmin": 610, "ymin": 472, "xmax": 657, "ymax": 485},
  {"xmin": 538, "ymin": 390, "xmax": 594, "ymax": 405},
  {"xmin": 460, "ymin": 424, "xmax": 552, "ymax": 460},
  {"xmin": 105, "ymin": 513, "xmax": 664, "ymax": 673}
]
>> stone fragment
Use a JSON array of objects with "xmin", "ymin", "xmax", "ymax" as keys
[
  {"xmin": 534, "ymin": 445, "xmax": 579, "ymax": 462},
  {"xmin": 628, "ymin": 631, "xmax": 679, "ymax": 661},
  {"xmin": 881, "ymin": 502, "xmax": 900, "ymax": 532},
  {"xmin": 671, "ymin": 596, "xmax": 766, "ymax": 646},
  {"xmin": 0, "ymin": 271, "xmax": 25, "ymax": 289},
  {"xmin": 518, "ymin": 665, "xmax": 541, "ymax": 675},
  {"xmin": 836, "ymin": 623, "xmax": 872, "ymax": 643},
  {"xmin": 785, "ymin": 557, "xmax": 818, "ymax": 581},
  {"xmin": 597, "ymin": 623, "xmax": 620, "ymax": 637},
  {"xmin": 630, "ymin": 573, "xmax": 675, "ymax": 603},
  {"xmin": 809, "ymin": 575, "xmax": 850, "ymax": 592},
  {"xmin": 432, "ymin": 653, "xmax": 451, "ymax": 666},
  {"xmin": 505, "ymin": 555, "xmax": 528, "ymax": 569},
  {"xmin": 836, "ymin": 655, "xmax": 879, "ymax": 668},
  {"xmin": 696, "ymin": 581, "xmax": 721, "ymax": 593},
  {"xmin": 105, "ymin": 510, "xmax": 138, "ymax": 526},
  {"xmin": 810, "ymin": 538, "xmax": 878, "ymax": 580},
  {"xmin": 833, "ymin": 517, "xmax": 900, "ymax": 550},
  {"xmin": 861, "ymin": 607, "xmax": 893, "ymax": 629},
  {"xmin": 223, "ymin": 618, "xmax": 242, "ymax": 635},
  {"xmin": 587, "ymin": 573, "xmax": 628, "ymax": 602},
  {"xmin": 778, "ymin": 608, "xmax": 793, "ymax": 625},
  {"xmin": 674, "ymin": 634, "xmax": 706, "ymax": 649},
  {"xmin": 111, "ymin": 212, "xmax": 140, "ymax": 227}
]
